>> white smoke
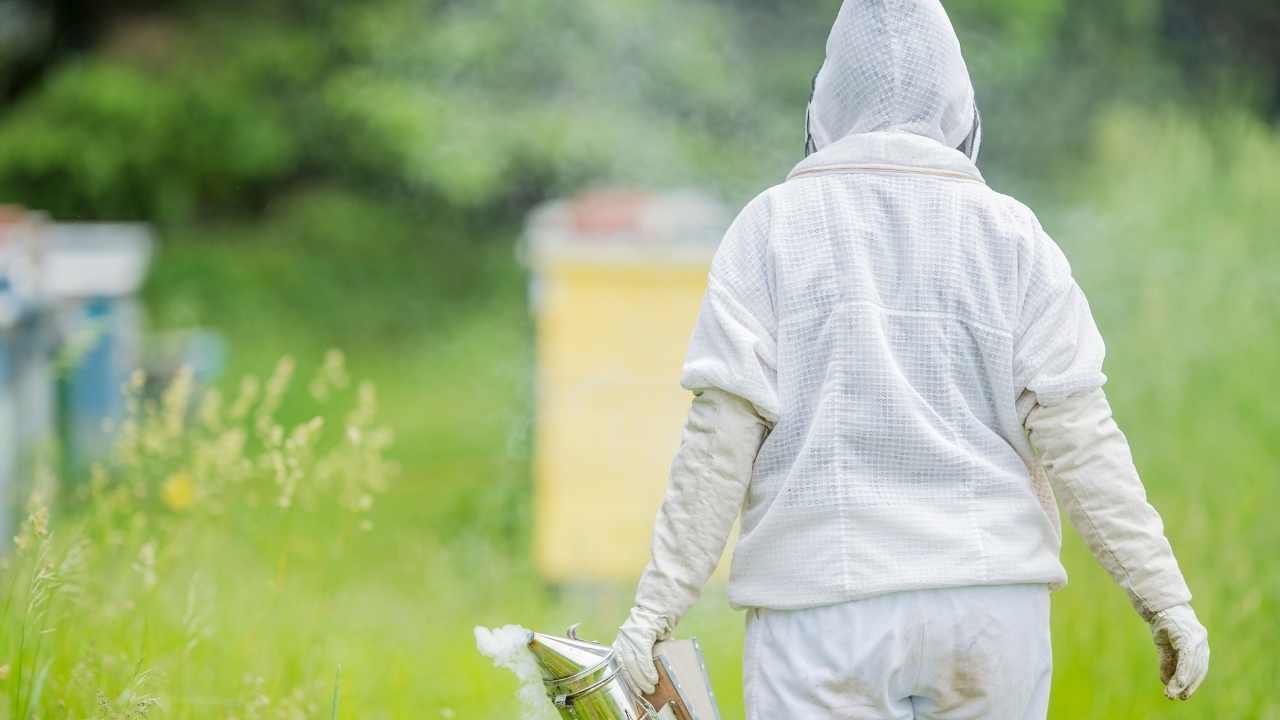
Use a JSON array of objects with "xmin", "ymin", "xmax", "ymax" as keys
[{"xmin": 474, "ymin": 625, "xmax": 559, "ymax": 720}]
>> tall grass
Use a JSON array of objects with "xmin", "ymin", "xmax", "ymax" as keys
[{"xmin": 0, "ymin": 352, "xmax": 397, "ymax": 718}]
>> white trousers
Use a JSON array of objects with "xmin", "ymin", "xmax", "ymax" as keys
[{"xmin": 744, "ymin": 585, "xmax": 1052, "ymax": 720}]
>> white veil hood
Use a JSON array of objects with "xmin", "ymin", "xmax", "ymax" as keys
[{"xmin": 805, "ymin": 0, "xmax": 981, "ymax": 160}]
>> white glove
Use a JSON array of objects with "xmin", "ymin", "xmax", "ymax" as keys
[
  {"xmin": 613, "ymin": 607, "xmax": 666, "ymax": 696},
  {"xmin": 613, "ymin": 388, "xmax": 771, "ymax": 698},
  {"xmin": 1023, "ymin": 388, "xmax": 1192, "ymax": 616},
  {"xmin": 1150, "ymin": 604, "xmax": 1210, "ymax": 700}
]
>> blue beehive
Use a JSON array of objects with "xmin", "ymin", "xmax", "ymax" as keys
[{"xmin": 42, "ymin": 223, "xmax": 153, "ymax": 480}]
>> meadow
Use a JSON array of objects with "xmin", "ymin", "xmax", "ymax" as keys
[{"xmin": 0, "ymin": 105, "xmax": 1273, "ymax": 719}]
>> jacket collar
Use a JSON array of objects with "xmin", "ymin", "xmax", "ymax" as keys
[{"xmin": 788, "ymin": 131, "xmax": 985, "ymax": 185}]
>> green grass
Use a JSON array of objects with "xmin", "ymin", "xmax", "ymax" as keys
[{"xmin": 3, "ymin": 107, "xmax": 1277, "ymax": 718}]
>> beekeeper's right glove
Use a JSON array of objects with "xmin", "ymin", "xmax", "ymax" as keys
[
  {"xmin": 613, "ymin": 607, "xmax": 666, "ymax": 697},
  {"xmin": 613, "ymin": 387, "xmax": 772, "ymax": 698}
]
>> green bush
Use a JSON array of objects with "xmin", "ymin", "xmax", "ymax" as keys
[{"xmin": 0, "ymin": 60, "xmax": 297, "ymax": 222}]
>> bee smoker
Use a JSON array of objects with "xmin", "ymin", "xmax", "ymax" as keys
[{"xmin": 527, "ymin": 624, "xmax": 721, "ymax": 720}]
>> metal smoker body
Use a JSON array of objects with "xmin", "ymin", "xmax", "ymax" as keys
[{"xmin": 528, "ymin": 624, "xmax": 658, "ymax": 720}]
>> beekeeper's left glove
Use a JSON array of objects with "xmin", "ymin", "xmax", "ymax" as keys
[
  {"xmin": 612, "ymin": 388, "xmax": 771, "ymax": 698},
  {"xmin": 1151, "ymin": 604, "xmax": 1210, "ymax": 700}
]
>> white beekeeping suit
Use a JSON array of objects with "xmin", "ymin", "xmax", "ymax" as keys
[{"xmin": 613, "ymin": 1, "xmax": 1208, "ymax": 716}]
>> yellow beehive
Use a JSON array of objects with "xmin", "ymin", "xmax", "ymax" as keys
[{"xmin": 523, "ymin": 189, "xmax": 730, "ymax": 584}]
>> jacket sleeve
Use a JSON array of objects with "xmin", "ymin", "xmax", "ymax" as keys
[
  {"xmin": 1013, "ymin": 217, "xmax": 1107, "ymax": 406},
  {"xmin": 681, "ymin": 195, "xmax": 780, "ymax": 423},
  {"xmin": 632, "ymin": 388, "xmax": 771, "ymax": 631},
  {"xmin": 1025, "ymin": 387, "xmax": 1192, "ymax": 619}
]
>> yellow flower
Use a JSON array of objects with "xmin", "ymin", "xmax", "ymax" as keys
[{"xmin": 162, "ymin": 471, "xmax": 196, "ymax": 511}]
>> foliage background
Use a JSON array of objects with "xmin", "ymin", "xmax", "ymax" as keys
[{"xmin": 0, "ymin": 0, "xmax": 1277, "ymax": 717}]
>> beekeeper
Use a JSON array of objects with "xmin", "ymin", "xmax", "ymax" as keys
[{"xmin": 612, "ymin": 1, "xmax": 1209, "ymax": 716}]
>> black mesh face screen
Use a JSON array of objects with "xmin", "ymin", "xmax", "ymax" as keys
[
  {"xmin": 957, "ymin": 104, "xmax": 982, "ymax": 161},
  {"xmin": 804, "ymin": 65, "xmax": 822, "ymax": 158},
  {"xmin": 804, "ymin": 107, "xmax": 818, "ymax": 157}
]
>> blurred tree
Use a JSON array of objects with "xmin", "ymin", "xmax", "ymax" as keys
[
  {"xmin": 1162, "ymin": 0, "xmax": 1280, "ymax": 115},
  {"xmin": 0, "ymin": 0, "xmax": 797, "ymax": 223},
  {"xmin": 0, "ymin": 59, "xmax": 299, "ymax": 221},
  {"xmin": 0, "ymin": 0, "xmax": 1275, "ymax": 229},
  {"xmin": 0, "ymin": 0, "xmax": 54, "ymax": 100}
]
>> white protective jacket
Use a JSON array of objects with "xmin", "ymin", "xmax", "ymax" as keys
[{"xmin": 686, "ymin": 0, "xmax": 1100, "ymax": 609}]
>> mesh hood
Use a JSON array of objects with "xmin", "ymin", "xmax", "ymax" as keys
[{"xmin": 806, "ymin": 0, "xmax": 981, "ymax": 159}]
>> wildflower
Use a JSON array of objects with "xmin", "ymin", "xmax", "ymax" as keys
[
  {"xmin": 162, "ymin": 471, "xmax": 196, "ymax": 512},
  {"xmin": 308, "ymin": 348, "xmax": 349, "ymax": 401},
  {"xmin": 256, "ymin": 356, "xmax": 295, "ymax": 426},
  {"xmin": 162, "ymin": 365, "xmax": 196, "ymax": 441},
  {"xmin": 228, "ymin": 375, "xmax": 260, "ymax": 421},
  {"xmin": 14, "ymin": 498, "xmax": 49, "ymax": 550},
  {"xmin": 134, "ymin": 542, "xmax": 157, "ymax": 591},
  {"xmin": 199, "ymin": 387, "xmax": 224, "ymax": 431},
  {"xmin": 31, "ymin": 505, "xmax": 48, "ymax": 538}
]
